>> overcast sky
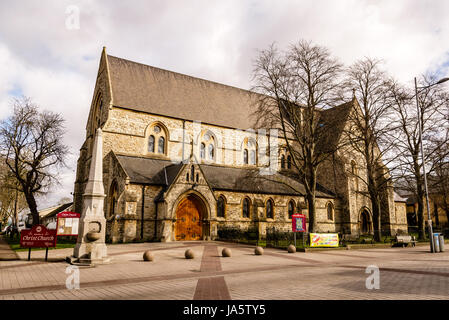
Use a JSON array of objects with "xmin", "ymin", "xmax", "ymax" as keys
[{"xmin": 1, "ymin": 0, "xmax": 448, "ymax": 210}]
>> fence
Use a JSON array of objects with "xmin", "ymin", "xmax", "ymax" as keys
[
  {"xmin": 265, "ymin": 227, "xmax": 309, "ymax": 248},
  {"xmin": 217, "ymin": 226, "xmax": 260, "ymax": 246},
  {"xmin": 408, "ymin": 226, "xmax": 449, "ymax": 238}
]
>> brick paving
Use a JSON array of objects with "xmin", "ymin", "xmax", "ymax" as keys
[
  {"xmin": 193, "ymin": 244, "xmax": 231, "ymax": 300},
  {"xmin": 0, "ymin": 236, "xmax": 18, "ymax": 261},
  {"xmin": 0, "ymin": 240, "xmax": 448, "ymax": 300}
]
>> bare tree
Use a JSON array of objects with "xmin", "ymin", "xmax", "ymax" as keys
[
  {"xmin": 252, "ymin": 40, "xmax": 343, "ymax": 232},
  {"xmin": 340, "ymin": 58, "xmax": 397, "ymax": 241},
  {"xmin": 0, "ymin": 158, "xmax": 27, "ymax": 227},
  {"xmin": 388, "ymin": 75, "xmax": 449, "ymax": 239},
  {"xmin": 0, "ymin": 97, "xmax": 68, "ymax": 226},
  {"xmin": 429, "ymin": 148, "xmax": 449, "ymax": 227}
]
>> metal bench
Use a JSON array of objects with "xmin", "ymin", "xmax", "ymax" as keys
[{"xmin": 393, "ymin": 235, "xmax": 417, "ymax": 247}]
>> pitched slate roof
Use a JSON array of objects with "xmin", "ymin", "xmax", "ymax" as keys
[
  {"xmin": 316, "ymin": 100, "xmax": 354, "ymax": 152},
  {"xmin": 200, "ymin": 164, "xmax": 333, "ymax": 198},
  {"xmin": 107, "ymin": 55, "xmax": 260, "ymax": 130},
  {"xmin": 114, "ymin": 154, "xmax": 334, "ymax": 198},
  {"xmin": 106, "ymin": 53, "xmax": 355, "ymax": 145},
  {"xmin": 115, "ymin": 155, "xmax": 182, "ymax": 185}
]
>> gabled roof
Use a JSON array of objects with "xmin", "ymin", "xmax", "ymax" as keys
[
  {"xmin": 113, "ymin": 153, "xmax": 334, "ymax": 198},
  {"xmin": 316, "ymin": 100, "xmax": 354, "ymax": 152},
  {"xmin": 107, "ymin": 55, "xmax": 260, "ymax": 130}
]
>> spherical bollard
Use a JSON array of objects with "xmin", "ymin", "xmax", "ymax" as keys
[
  {"xmin": 287, "ymin": 244, "xmax": 296, "ymax": 253},
  {"xmin": 254, "ymin": 246, "xmax": 264, "ymax": 255},
  {"xmin": 185, "ymin": 249, "xmax": 195, "ymax": 259},
  {"xmin": 143, "ymin": 250, "xmax": 154, "ymax": 261},
  {"xmin": 222, "ymin": 248, "xmax": 232, "ymax": 257}
]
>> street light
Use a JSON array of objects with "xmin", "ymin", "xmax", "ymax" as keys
[{"xmin": 414, "ymin": 76, "xmax": 449, "ymax": 253}]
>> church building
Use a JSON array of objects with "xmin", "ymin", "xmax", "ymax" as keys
[{"xmin": 73, "ymin": 48, "xmax": 408, "ymax": 243}]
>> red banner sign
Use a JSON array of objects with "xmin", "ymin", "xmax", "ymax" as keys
[
  {"xmin": 57, "ymin": 211, "xmax": 80, "ymax": 218},
  {"xmin": 292, "ymin": 213, "xmax": 307, "ymax": 232},
  {"xmin": 20, "ymin": 224, "xmax": 57, "ymax": 248}
]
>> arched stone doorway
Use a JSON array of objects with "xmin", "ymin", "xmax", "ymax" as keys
[
  {"xmin": 175, "ymin": 194, "xmax": 206, "ymax": 241},
  {"xmin": 359, "ymin": 209, "xmax": 372, "ymax": 234}
]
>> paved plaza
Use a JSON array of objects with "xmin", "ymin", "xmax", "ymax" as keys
[{"xmin": 0, "ymin": 238, "xmax": 448, "ymax": 300}]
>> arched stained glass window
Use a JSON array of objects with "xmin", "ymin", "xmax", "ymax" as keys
[
  {"xmin": 208, "ymin": 143, "xmax": 214, "ymax": 160},
  {"xmin": 281, "ymin": 155, "xmax": 285, "ymax": 169},
  {"xmin": 243, "ymin": 149, "xmax": 248, "ymax": 164},
  {"xmin": 250, "ymin": 150, "xmax": 256, "ymax": 165},
  {"xmin": 287, "ymin": 155, "xmax": 292, "ymax": 169},
  {"xmin": 327, "ymin": 202, "xmax": 334, "ymax": 221},
  {"xmin": 147, "ymin": 123, "xmax": 167, "ymax": 155},
  {"xmin": 266, "ymin": 199, "xmax": 274, "ymax": 219},
  {"xmin": 200, "ymin": 143, "xmax": 206, "ymax": 159},
  {"xmin": 242, "ymin": 138, "xmax": 257, "ymax": 166},
  {"xmin": 158, "ymin": 136, "xmax": 165, "ymax": 154},
  {"xmin": 108, "ymin": 181, "xmax": 118, "ymax": 218},
  {"xmin": 288, "ymin": 200, "xmax": 295, "ymax": 219},
  {"xmin": 148, "ymin": 135, "xmax": 155, "ymax": 153},
  {"xmin": 217, "ymin": 196, "xmax": 226, "ymax": 218},
  {"xmin": 242, "ymin": 198, "xmax": 250, "ymax": 218}
]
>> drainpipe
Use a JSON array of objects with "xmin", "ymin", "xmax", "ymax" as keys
[
  {"xmin": 154, "ymin": 200, "xmax": 158, "ymax": 240},
  {"xmin": 182, "ymin": 120, "xmax": 185, "ymax": 162},
  {"xmin": 141, "ymin": 185, "xmax": 145, "ymax": 240}
]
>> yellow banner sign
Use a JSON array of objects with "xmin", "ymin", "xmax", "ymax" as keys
[{"xmin": 310, "ymin": 233, "xmax": 339, "ymax": 247}]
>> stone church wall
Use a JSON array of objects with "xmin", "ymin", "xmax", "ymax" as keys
[{"xmin": 73, "ymin": 59, "xmax": 407, "ymax": 242}]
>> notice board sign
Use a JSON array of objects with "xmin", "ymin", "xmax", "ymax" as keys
[
  {"xmin": 56, "ymin": 212, "xmax": 80, "ymax": 236},
  {"xmin": 310, "ymin": 233, "xmax": 339, "ymax": 247},
  {"xmin": 292, "ymin": 213, "xmax": 307, "ymax": 232},
  {"xmin": 20, "ymin": 224, "xmax": 57, "ymax": 248}
]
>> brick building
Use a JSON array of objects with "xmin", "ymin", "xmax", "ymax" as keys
[{"xmin": 73, "ymin": 48, "xmax": 408, "ymax": 243}]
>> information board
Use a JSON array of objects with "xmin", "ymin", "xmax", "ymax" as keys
[
  {"xmin": 56, "ymin": 212, "xmax": 80, "ymax": 236},
  {"xmin": 292, "ymin": 213, "xmax": 307, "ymax": 232}
]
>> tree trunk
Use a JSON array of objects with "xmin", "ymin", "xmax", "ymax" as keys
[
  {"xmin": 23, "ymin": 190, "xmax": 39, "ymax": 226},
  {"xmin": 370, "ymin": 194, "xmax": 382, "ymax": 242},
  {"xmin": 307, "ymin": 192, "xmax": 317, "ymax": 233},
  {"xmin": 416, "ymin": 185, "xmax": 426, "ymax": 240},
  {"xmin": 305, "ymin": 166, "xmax": 318, "ymax": 233},
  {"xmin": 367, "ymin": 164, "xmax": 382, "ymax": 242}
]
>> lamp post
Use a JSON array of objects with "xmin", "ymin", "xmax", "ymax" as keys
[{"xmin": 414, "ymin": 76, "xmax": 449, "ymax": 253}]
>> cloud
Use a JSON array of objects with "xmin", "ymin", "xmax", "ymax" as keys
[{"xmin": 0, "ymin": 0, "xmax": 448, "ymax": 209}]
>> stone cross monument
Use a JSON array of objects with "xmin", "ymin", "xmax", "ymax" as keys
[{"xmin": 68, "ymin": 128, "xmax": 110, "ymax": 265}]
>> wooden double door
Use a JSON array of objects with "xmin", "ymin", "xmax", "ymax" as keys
[{"xmin": 175, "ymin": 195, "xmax": 204, "ymax": 241}]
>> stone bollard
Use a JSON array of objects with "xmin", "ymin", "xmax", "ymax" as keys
[
  {"xmin": 254, "ymin": 246, "xmax": 264, "ymax": 255},
  {"xmin": 222, "ymin": 248, "xmax": 232, "ymax": 257},
  {"xmin": 143, "ymin": 250, "xmax": 154, "ymax": 261},
  {"xmin": 287, "ymin": 244, "xmax": 296, "ymax": 253},
  {"xmin": 185, "ymin": 249, "xmax": 195, "ymax": 259}
]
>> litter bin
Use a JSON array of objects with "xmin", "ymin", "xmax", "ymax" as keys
[
  {"xmin": 433, "ymin": 233, "xmax": 441, "ymax": 253},
  {"xmin": 439, "ymin": 234, "xmax": 445, "ymax": 252}
]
